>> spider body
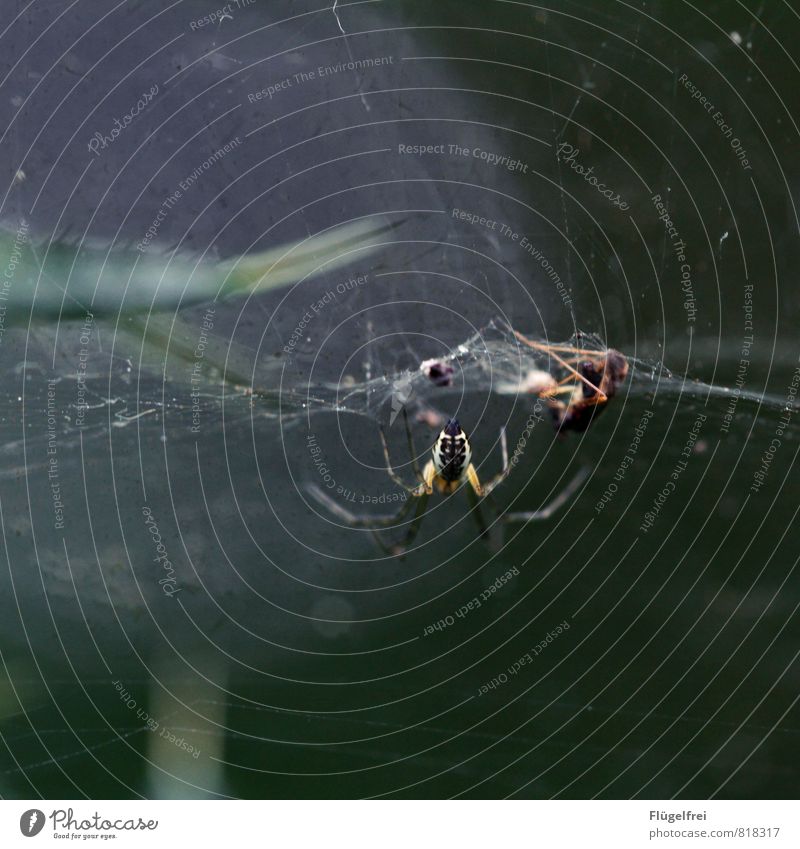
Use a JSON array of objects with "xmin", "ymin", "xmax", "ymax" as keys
[{"xmin": 430, "ymin": 419, "xmax": 472, "ymax": 492}]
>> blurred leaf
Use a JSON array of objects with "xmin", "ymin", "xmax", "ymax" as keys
[{"xmin": 0, "ymin": 216, "xmax": 397, "ymax": 321}]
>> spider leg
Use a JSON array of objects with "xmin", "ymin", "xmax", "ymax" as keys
[
  {"xmin": 513, "ymin": 332, "xmax": 607, "ymax": 401},
  {"xmin": 379, "ymin": 420, "xmax": 429, "ymax": 495},
  {"xmin": 400, "ymin": 406, "xmax": 424, "ymax": 482},
  {"xmin": 543, "ymin": 348, "xmax": 607, "ymax": 402},
  {"xmin": 467, "ymin": 426, "xmax": 510, "ymax": 497},
  {"xmin": 503, "ymin": 466, "xmax": 589, "ymax": 523},
  {"xmin": 514, "ymin": 338, "xmax": 609, "ymax": 357},
  {"xmin": 421, "ymin": 460, "xmax": 436, "ymax": 492},
  {"xmin": 307, "ymin": 485, "xmax": 418, "ymax": 528},
  {"xmin": 391, "ymin": 490, "xmax": 431, "ymax": 557},
  {"xmin": 465, "ymin": 484, "xmax": 488, "ymax": 536},
  {"xmin": 466, "ymin": 485, "xmax": 502, "ymax": 551},
  {"xmin": 308, "ymin": 485, "xmax": 431, "ymax": 557}
]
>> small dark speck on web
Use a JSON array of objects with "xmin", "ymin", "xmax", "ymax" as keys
[{"xmin": 421, "ymin": 359, "xmax": 455, "ymax": 387}]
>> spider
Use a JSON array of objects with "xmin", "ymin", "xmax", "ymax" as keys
[{"xmin": 308, "ymin": 408, "xmax": 588, "ymax": 555}]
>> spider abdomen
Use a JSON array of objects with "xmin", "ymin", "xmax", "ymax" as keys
[{"xmin": 433, "ymin": 419, "xmax": 472, "ymax": 483}]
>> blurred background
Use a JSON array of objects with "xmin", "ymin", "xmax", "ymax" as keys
[{"xmin": 0, "ymin": 0, "xmax": 798, "ymax": 798}]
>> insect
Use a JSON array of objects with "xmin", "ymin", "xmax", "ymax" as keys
[
  {"xmin": 308, "ymin": 409, "xmax": 587, "ymax": 555},
  {"xmin": 511, "ymin": 332, "xmax": 629, "ymax": 432}
]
